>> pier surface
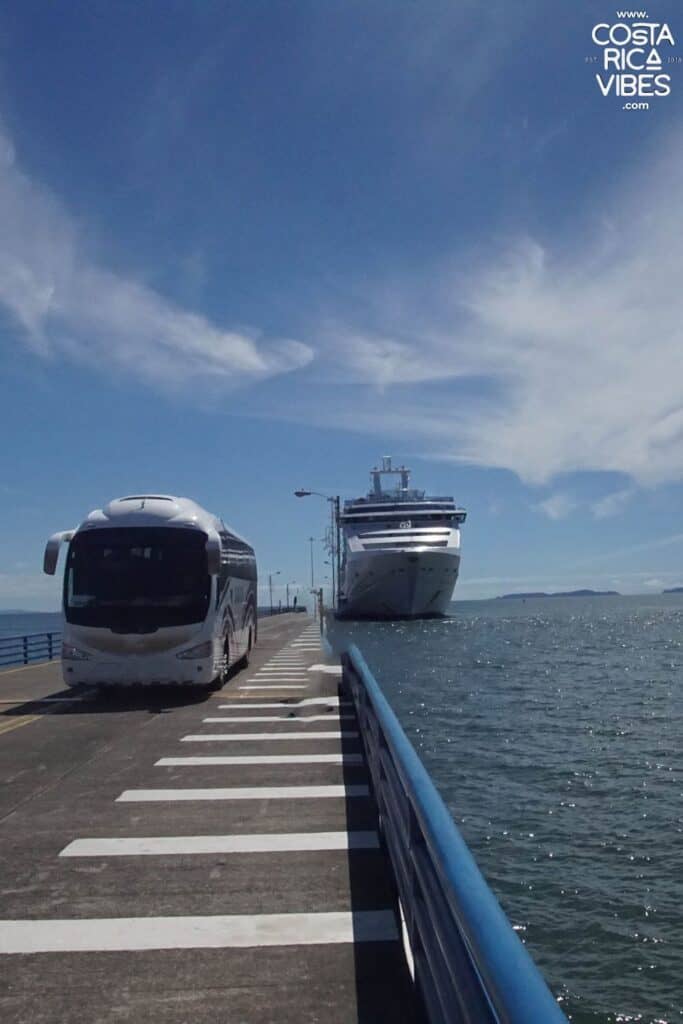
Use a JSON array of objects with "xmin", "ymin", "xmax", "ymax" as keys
[{"xmin": 0, "ymin": 615, "xmax": 418, "ymax": 1023}]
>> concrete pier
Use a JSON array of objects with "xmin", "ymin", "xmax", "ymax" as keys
[{"xmin": 0, "ymin": 615, "xmax": 419, "ymax": 1023}]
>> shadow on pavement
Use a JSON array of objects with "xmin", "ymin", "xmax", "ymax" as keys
[
  {"xmin": 339, "ymin": 679, "xmax": 425, "ymax": 1023},
  {"xmin": 0, "ymin": 683, "xmax": 215, "ymax": 717}
]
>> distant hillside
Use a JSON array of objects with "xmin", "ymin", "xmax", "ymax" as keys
[
  {"xmin": 662, "ymin": 586, "xmax": 683, "ymax": 594},
  {"xmin": 498, "ymin": 589, "xmax": 620, "ymax": 599}
]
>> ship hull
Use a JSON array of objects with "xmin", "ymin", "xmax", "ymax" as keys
[{"xmin": 338, "ymin": 548, "xmax": 460, "ymax": 619}]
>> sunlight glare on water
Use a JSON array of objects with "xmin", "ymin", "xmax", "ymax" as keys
[{"xmin": 328, "ymin": 594, "xmax": 683, "ymax": 1024}]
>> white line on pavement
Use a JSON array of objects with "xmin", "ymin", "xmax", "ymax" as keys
[
  {"xmin": 117, "ymin": 784, "xmax": 370, "ymax": 802},
  {"xmin": 218, "ymin": 697, "xmax": 347, "ymax": 708},
  {"xmin": 202, "ymin": 716, "xmax": 352, "ymax": 723},
  {"xmin": 0, "ymin": 910, "xmax": 398, "ymax": 954},
  {"xmin": 155, "ymin": 754, "xmax": 363, "ymax": 766},
  {"xmin": 238, "ymin": 685, "xmax": 309, "ymax": 691},
  {"xmin": 180, "ymin": 731, "xmax": 357, "ymax": 741},
  {"xmin": 60, "ymin": 831, "xmax": 379, "ymax": 857}
]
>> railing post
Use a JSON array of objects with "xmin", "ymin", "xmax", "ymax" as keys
[
  {"xmin": 23, "ymin": 636, "xmax": 29, "ymax": 665},
  {"xmin": 48, "ymin": 633, "xmax": 53, "ymax": 660}
]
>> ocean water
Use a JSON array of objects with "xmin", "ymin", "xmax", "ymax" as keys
[
  {"xmin": 328, "ymin": 594, "xmax": 683, "ymax": 1024},
  {"xmin": 4, "ymin": 599, "xmax": 681, "ymax": 1021},
  {"xmin": 0, "ymin": 612, "xmax": 62, "ymax": 639}
]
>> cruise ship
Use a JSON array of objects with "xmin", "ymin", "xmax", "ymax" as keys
[{"xmin": 337, "ymin": 458, "xmax": 466, "ymax": 619}]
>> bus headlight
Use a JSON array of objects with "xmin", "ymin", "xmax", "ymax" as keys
[
  {"xmin": 176, "ymin": 641, "xmax": 214, "ymax": 660},
  {"xmin": 62, "ymin": 643, "xmax": 91, "ymax": 661}
]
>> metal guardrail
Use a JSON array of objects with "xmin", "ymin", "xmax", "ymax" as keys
[
  {"xmin": 343, "ymin": 644, "xmax": 568, "ymax": 1024},
  {"xmin": 257, "ymin": 607, "xmax": 308, "ymax": 617},
  {"xmin": 0, "ymin": 632, "xmax": 63, "ymax": 668}
]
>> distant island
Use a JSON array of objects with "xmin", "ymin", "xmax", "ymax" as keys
[
  {"xmin": 662, "ymin": 587, "xmax": 683, "ymax": 594},
  {"xmin": 497, "ymin": 589, "xmax": 620, "ymax": 599}
]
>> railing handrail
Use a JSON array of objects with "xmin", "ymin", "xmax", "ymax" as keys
[
  {"xmin": 0, "ymin": 631, "xmax": 62, "ymax": 643},
  {"xmin": 344, "ymin": 644, "xmax": 568, "ymax": 1024},
  {"xmin": 0, "ymin": 630, "xmax": 63, "ymax": 668}
]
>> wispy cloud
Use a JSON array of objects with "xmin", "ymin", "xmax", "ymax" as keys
[
  {"xmin": 579, "ymin": 531, "xmax": 683, "ymax": 564},
  {"xmin": 315, "ymin": 132, "xmax": 683, "ymax": 487},
  {"xmin": 535, "ymin": 486, "xmax": 636, "ymax": 521},
  {"xmin": 536, "ymin": 493, "xmax": 576, "ymax": 520},
  {"xmin": 591, "ymin": 487, "xmax": 636, "ymax": 520},
  {"xmin": 0, "ymin": 122, "xmax": 312, "ymax": 391}
]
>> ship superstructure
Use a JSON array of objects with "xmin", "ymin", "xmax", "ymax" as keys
[{"xmin": 338, "ymin": 458, "xmax": 466, "ymax": 618}]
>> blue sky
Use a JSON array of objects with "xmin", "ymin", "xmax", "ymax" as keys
[{"xmin": 1, "ymin": 0, "xmax": 682, "ymax": 609}]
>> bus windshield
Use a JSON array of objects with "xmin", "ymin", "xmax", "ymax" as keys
[{"xmin": 64, "ymin": 527, "xmax": 211, "ymax": 630}]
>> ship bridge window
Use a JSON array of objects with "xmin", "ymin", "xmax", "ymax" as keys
[{"xmin": 343, "ymin": 513, "xmax": 457, "ymax": 525}]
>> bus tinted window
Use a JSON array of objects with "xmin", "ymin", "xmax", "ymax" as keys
[{"xmin": 65, "ymin": 527, "xmax": 210, "ymax": 630}]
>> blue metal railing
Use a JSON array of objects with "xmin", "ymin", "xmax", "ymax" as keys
[
  {"xmin": 257, "ymin": 607, "xmax": 308, "ymax": 617},
  {"xmin": 0, "ymin": 632, "xmax": 63, "ymax": 668},
  {"xmin": 343, "ymin": 644, "xmax": 568, "ymax": 1024}
]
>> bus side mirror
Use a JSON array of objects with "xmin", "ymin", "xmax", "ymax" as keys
[
  {"xmin": 206, "ymin": 535, "xmax": 222, "ymax": 576},
  {"xmin": 43, "ymin": 530, "xmax": 74, "ymax": 575}
]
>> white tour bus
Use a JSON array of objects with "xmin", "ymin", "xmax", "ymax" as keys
[{"xmin": 43, "ymin": 495, "xmax": 257, "ymax": 688}]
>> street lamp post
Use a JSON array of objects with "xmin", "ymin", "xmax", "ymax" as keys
[
  {"xmin": 268, "ymin": 570, "xmax": 281, "ymax": 616},
  {"xmin": 295, "ymin": 490, "xmax": 341, "ymax": 608},
  {"xmin": 308, "ymin": 536, "xmax": 315, "ymax": 590}
]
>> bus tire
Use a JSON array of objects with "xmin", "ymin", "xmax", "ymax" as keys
[{"xmin": 209, "ymin": 637, "xmax": 230, "ymax": 690}]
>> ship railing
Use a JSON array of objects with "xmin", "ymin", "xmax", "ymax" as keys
[
  {"xmin": 0, "ymin": 632, "xmax": 63, "ymax": 668},
  {"xmin": 342, "ymin": 644, "xmax": 568, "ymax": 1024}
]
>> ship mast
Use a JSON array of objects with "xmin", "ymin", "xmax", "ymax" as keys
[{"xmin": 370, "ymin": 456, "xmax": 411, "ymax": 497}]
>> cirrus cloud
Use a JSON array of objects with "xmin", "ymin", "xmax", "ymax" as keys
[
  {"xmin": 315, "ymin": 133, "xmax": 683, "ymax": 488},
  {"xmin": 0, "ymin": 123, "xmax": 312, "ymax": 390}
]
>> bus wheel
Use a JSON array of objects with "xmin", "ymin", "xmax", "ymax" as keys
[
  {"xmin": 208, "ymin": 639, "xmax": 230, "ymax": 691},
  {"xmin": 235, "ymin": 628, "xmax": 252, "ymax": 671},
  {"xmin": 243, "ymin": 628, "xmax": 253, "ymax": 666}
]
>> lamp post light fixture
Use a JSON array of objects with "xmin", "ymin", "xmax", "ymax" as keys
[
  {"xmin": 295, "ymin": 489, "xmax": 341, "ymax": 608},
  {"xmin": 268, "ymin": 570, "xmax": 281, "ymax": 616}
]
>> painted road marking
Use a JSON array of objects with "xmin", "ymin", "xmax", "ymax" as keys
[
  {"xmin": 0, "ymin": 715, "xmax": 40, "ymax": 737},
  {"xmin": 253, "ymin": 663, "xmax": 309, "ymax": 671},
  {"xmin": 238, "ymin": 685, "xmax": 309, "ymax": 691},
  {"xmin": 248, "ymin": 674, "xmax": 310, "ymax": 679},
  {"xmin": 0, "ymin": 910, "xmax": 398, "ymax": 954},
  {"xmin": 249, "ymin": 671, "xmax": 310, "ymax": 676},
  {"xmin": 117, "ymin": 784, "xmax": 370, "ymax": 802},
  {"xmin": 60, "ymin": 831, "xmax": 379, "ymax": 857},
  {"xmin": 308, "ymin": 664, "xmax": 343, "ymax": 675},
  {"xmin": 218, "ymin": 697, "xmax": 347, "ymax": 708},
  {"xmin": 249, "ymin": 663, "xmax": 309, "ymax": 671},
  {"xmin": 180, "ymin": 731, "xmax": 357, "ymax": 742},
  {"xmin": 0, "ymin": 697, "xmax": 83, "ymax": 704},
  {"xmin": 156, "ymin": 754, "xmax": 364, "ymax": 766},
  {"xmin": 202, "ymin": 715, "xmax": 352, "ymax": 723}
]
